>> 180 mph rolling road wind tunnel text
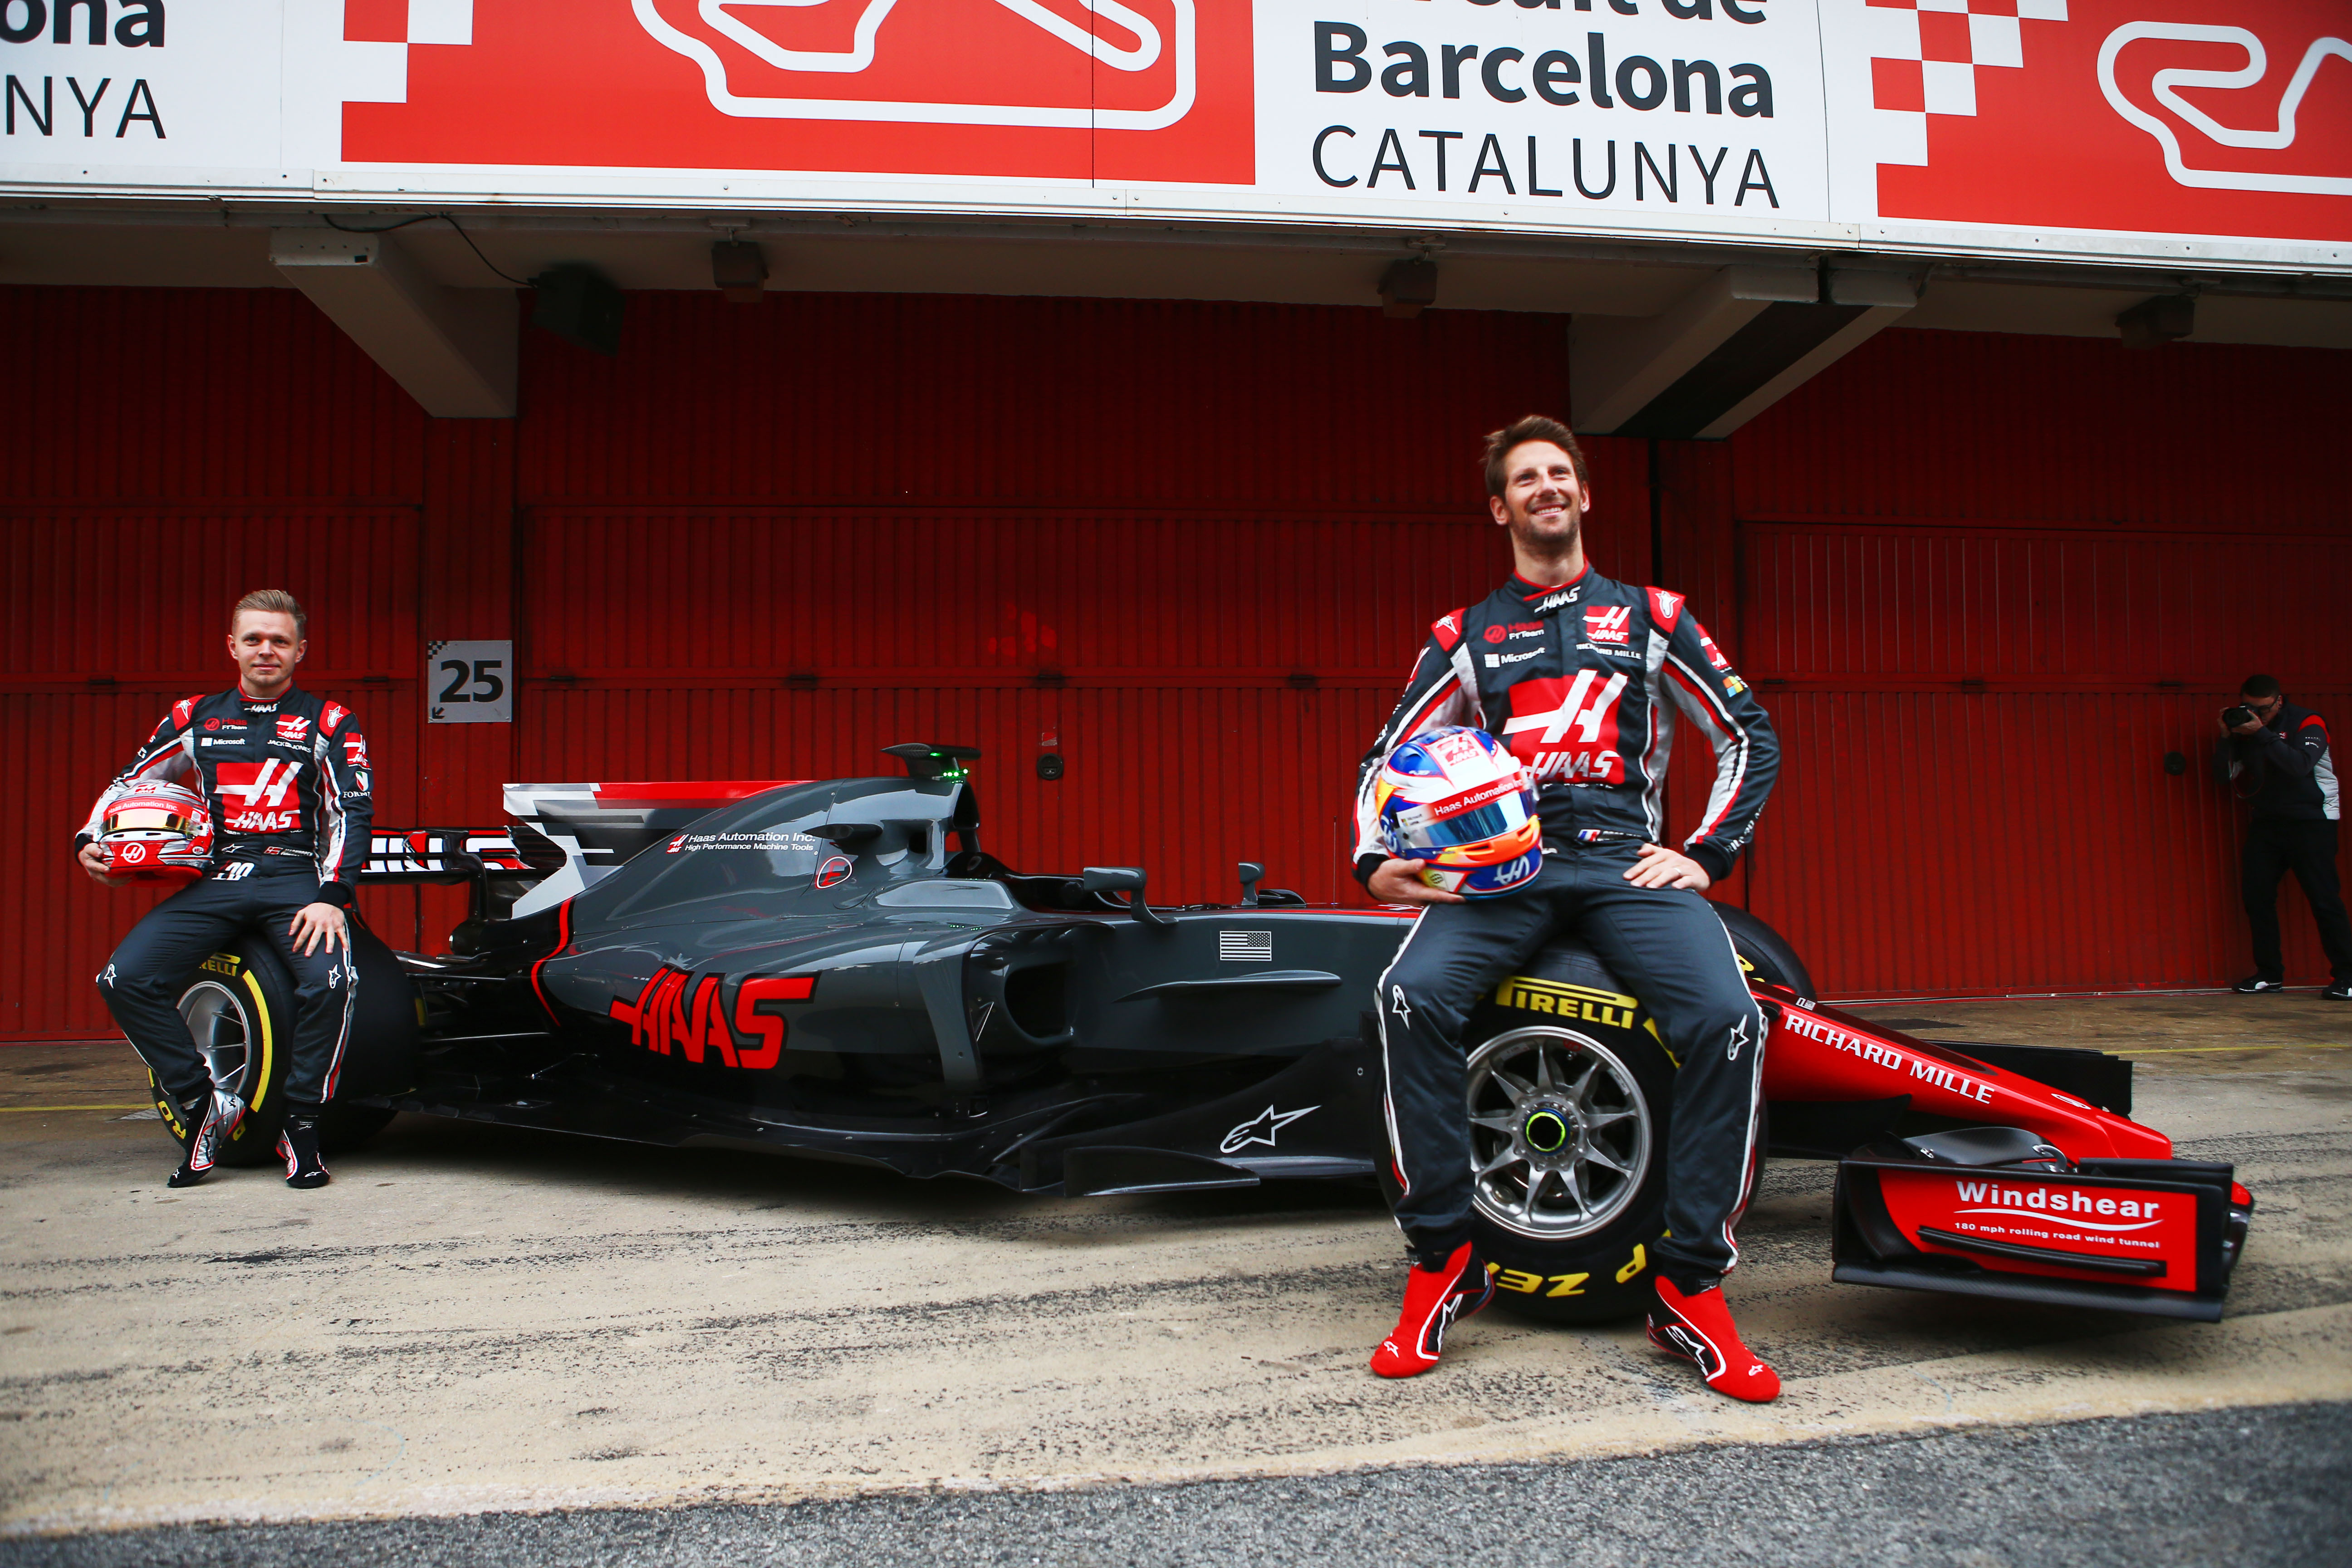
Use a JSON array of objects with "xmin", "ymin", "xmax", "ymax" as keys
[{"xmin": 1308, "ymin": 1, "xmax": 1780, "ymax": 201}]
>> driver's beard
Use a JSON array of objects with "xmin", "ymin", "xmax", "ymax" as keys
[{"xmin": 1510, "ymin": 508, "xmax": 1581, "ymax": 563}]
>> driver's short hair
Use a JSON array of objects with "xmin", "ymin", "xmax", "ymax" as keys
[
  {"xmin": 1483, "ymin": 416, "xmax": 1589, "ymax": 499},
  {"xmin": 233, "ymin": 588, "xmax": 307, "ymax": 639},
  {"xmin": 2241, "ymin": 673, "xmax": 2283, "ymax": 700}
]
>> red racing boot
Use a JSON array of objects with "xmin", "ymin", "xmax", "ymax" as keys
[
  {"xmin": 1370, "ymin": 1240, "xmax": 1495, "ymax": 1379},
  {"xmin": 1647, "ymin": 1277, "xmax": 1780, "ymax": 1402}
]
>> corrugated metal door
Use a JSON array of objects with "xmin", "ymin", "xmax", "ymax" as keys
[{"xmin": 1723, "ymin": 324, "xmax": 2352, "ymax": 996}]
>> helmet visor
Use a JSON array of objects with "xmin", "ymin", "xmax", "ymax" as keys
[
  {"xmin": 1388, "ymin": 796, "xmax": 1530, "ymax": 854},
  {"xmin": 106, "ymin": 807, "xmax": 193, "ymax": 835}
]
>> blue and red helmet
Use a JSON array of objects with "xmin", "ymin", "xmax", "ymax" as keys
[{"xmin": 1374, "ymin": 728, "xmax": 1542, "ymax": 898}]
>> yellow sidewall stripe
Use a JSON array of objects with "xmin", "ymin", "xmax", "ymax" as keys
[{"xmin": 240, "ymin": 967, "xmax": 275, "ymax": 1119}]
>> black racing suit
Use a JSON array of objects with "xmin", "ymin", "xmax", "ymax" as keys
[
  {"xmin": 2213, "ymin": 700, "xmax": 2350, "ymax": 983},
  {"xmin": 76, "ymin": 687, "xmax": 375, "ymax": 1109},
  {"xmin": 1354, "ymin": 567, "xmax": 1779, "ymax": 1288}
]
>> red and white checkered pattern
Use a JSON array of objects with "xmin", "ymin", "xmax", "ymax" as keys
[{"xmin": 1865, "ymin": 0, "xmax": 2069, "ymax": 118}]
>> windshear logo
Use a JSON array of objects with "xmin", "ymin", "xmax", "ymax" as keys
[
  {"xmin": 631, "ymin": 0, "xmax": 1198, "ymax": 129},
  {"xmin": 2099, "ymin": 23, "xmax": 2352, "ymax": 196}
]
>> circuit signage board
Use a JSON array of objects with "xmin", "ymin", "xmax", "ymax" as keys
[{"xmin": 1, "ymin": 1, "xmax": 2344, "ymax": 265}]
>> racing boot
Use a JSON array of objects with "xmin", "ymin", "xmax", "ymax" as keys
[
  {"xmin": 166, "ymin": 1086, "xmax": 245, "ymax": 1190},
  {"xmin": 1647, "ymin": 1276, "xmax": 1779, "ymax": 1403},
  {"xmin": 275, "ymin": 1104, "xmax": 329, "ymax": 1190},
  {"xmin": 1369, "ymin": 1239, "xmax": 1495, "ymax": 1379}
]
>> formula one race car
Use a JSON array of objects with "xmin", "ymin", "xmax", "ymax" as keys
[{"xmin": 158, "ymin": 745, "xmax": 2254, "ymax": 1325}]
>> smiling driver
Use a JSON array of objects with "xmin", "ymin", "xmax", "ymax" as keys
[{"xmin": 1354, "ymin": 417, "xmax": 1784, "ymax": 1399}]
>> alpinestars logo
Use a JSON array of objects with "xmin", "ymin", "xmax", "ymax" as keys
[
  {"xmin": 1220, "ymin": 1104, "xmax": 1319, "ymax": 1154},
  {"xmin": 1500, "ymin": 671, "xmax": 1630, "ymax": 784},
  {"xmin": 1656, "ymin": 1321, "xmax": 1722, "ymax": 1377},
  {"xmin": 215, "ymin": 761, "xmax": 303, "ymax": 833}
]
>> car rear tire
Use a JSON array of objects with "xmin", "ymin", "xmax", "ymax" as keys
[{"xmin": 145, "ymin": 921, "xmax": 418, "ymax": 1170}]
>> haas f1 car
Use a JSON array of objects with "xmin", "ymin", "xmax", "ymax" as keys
[{"xmin": 161, "ymin": 745, "xmax": 2253, "ymax": 1324}]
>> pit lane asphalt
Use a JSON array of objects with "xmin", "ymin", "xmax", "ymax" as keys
[
  {"xmin": 7, "ymin": 1401, "xmax": 2347, "ymax": 1567},
  {"xmin": 2, "ymin": 993, "xmax": 2348, "ymax": 1545}
]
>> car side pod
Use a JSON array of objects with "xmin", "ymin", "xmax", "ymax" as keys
[{"xmin": 1832, "ymin": 1128, "xmax": 2254, "ymax": 1323}]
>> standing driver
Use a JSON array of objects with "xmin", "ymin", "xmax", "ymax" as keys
[
  {"xmin": 75, "ymin": 590, "xmax": 375, "ymax": 1190},
  {"xmin": 1355, "ymin": 418, "xmax": 1783, "ymax": 1400},
  {"xmin": 2214, "ymin": 675, "xmax": 2351, "ymax": 999}
]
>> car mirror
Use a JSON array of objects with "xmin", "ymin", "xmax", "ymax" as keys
[{"xmin": 1081, "ymin": 866, "xmax": 1170, "ymax": 929}]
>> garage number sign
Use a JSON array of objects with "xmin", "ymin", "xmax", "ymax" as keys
[{"xmin": 427, "ymin": 641, "xmax": 513, "ymax": 725}]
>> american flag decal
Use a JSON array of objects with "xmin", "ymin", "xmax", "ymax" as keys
[{"xmin": 1220, "ymin": 930, "xmax": 1273, "ymax": 964}]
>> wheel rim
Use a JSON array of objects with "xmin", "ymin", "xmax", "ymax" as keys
[
  {"xmin": 176, "ymin": 980, "xmax": 253, "ymax": 1099},
  {"xmin": 1463, "ymin": 1026, "xmax": 1653, "ymax": 1241}
]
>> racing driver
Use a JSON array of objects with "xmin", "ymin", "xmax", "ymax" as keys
[
  {"xmin": 74, "ymin": 590, "xmax": 373, "ymax": 1191},
  {"xmin": 1356, "ymin": 417, "xmax": 1783, "ymax": 1400}
]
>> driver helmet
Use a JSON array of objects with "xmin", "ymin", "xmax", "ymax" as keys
[
  {"xmin": 92, "ymin": 779, "xmax": 213, "ymax": 883},
  {"xmin": 1374, "ymin": 727, "xmax": 1542, "ymax": 898}
]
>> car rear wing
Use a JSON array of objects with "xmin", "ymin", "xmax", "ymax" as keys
[
  {"xmin": 360, "ymin": 828, "xmax": 537, "ymax": 883},
  {"xmin": 357, "ymin": 781, "xmax": 802, "ymax": 918}
]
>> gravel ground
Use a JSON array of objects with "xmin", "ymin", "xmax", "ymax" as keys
[{"xmin": 7, "ymin": 1401, "xmax": 2347, "ymax": 1568}]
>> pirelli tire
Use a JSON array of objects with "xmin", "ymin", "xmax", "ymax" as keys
[
  {"xmin": 145, "ymin": 919, "xmax": 418, "ymax": 1168},
  {"xmin": 1376, "ymin": 903, "xmax": 1813, "ymax": 1326}
]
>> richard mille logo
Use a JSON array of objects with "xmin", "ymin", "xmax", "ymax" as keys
[{"xmin": 1220, "ymin": 1105, "xmax": 1319, "ymax": 1154}]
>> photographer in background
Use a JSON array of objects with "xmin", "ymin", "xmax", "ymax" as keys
[{"xmin": 2213, "ymin": 675, "xmax": 2350, "ymax": 1000}]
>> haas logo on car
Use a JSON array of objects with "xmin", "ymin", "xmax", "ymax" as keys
[
  {"xmin": 1500, "ymin": 672, "xmax": 1629, "ymax": 784},
  {"xmin": 215, "ymin": 761, "xmax": 303, "ymax": 833}
]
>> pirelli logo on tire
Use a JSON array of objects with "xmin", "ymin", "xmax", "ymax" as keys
[
  {"xmin": 199, "ymin": 952, "xmax": 241, "ymax": 976},
  {"xmin": 1492, "ymin": 975, "xmax": 1639, "ymax": 1030}
]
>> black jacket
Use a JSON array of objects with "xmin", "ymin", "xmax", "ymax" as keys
[
  {"xmin": 2212, "ymin": 700, "xmax": 2341, "ymax": 822},
  {"xmin": 1355, "ymin": 566, "xmax": 1779, "ymax": 886},
  {"xmin": 75, "ymin": 686, "xmax": 376, "ymax": 906}
]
